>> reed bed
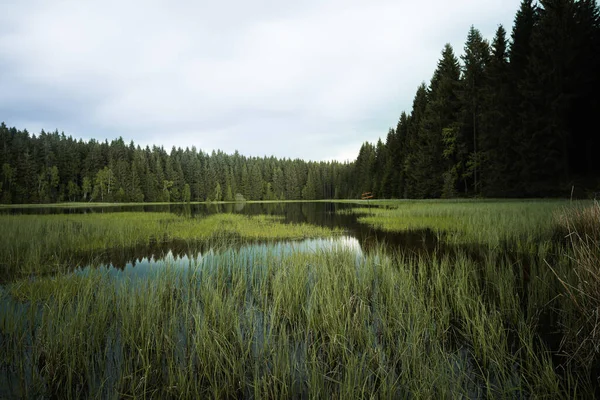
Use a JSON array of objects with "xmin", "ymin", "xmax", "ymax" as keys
[
  {"xmin": 553, "ymin": 201, "xmax": 600, "ymax": 369},
  {"xmin": 1, "ymin": 244, "xmax": 590, "ymax": 399},
  {"xmin": 0, "ymin": 200, "xmax": 598, "ymax": 398},
  {"xmin": 341, "ymin": 199, "xmax": 575, "ymax": 247}
]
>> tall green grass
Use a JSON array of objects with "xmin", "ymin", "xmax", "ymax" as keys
[
  {"xmin": 341, "ymin": 199, "xmax": 573, "ymax": 247},
  {"xmin": 0, "ymin": 200, "xmax": 597, "ymax": 397},
  {"xmin": 2, "ymin": 245, "xmax": 586, "ymax": 399},
  {"xmin": 553, "ymin": 201, "xmax": 600, "ymax": 369}
]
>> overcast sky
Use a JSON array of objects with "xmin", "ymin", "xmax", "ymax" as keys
[{"xmin": 0, "ymin": 0, "xmax": 521, "ymax": 162}]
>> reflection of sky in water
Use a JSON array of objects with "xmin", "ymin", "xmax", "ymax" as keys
[{"xmin": 78, "ymin": 236, "xmax": 363, "ymax": 280}]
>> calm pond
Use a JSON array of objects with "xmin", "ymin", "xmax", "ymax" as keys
[{"xmin": 1, "ymin": 202, "xmax": 439, "ymax": 277}]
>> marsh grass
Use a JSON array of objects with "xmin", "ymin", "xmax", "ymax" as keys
[
  {"xmin": 553, "ymin": 201, "xmax": 600, "ymax": 370},
  {"xmin": 341, "ymin": 199, "xmax": 572, "ymax": 247},
  {"xmin": 0, "ymin": 200, "xmax": 598, "ymax": 398},
  {"xmin": 1, "ymin": 242, "xmax": 593, "ymax": 398},
  {"xmin": 0, "ymin": 212, "xmax": 341, "ymax": 279}
]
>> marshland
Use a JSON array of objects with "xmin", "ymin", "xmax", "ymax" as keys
[
  {"xmin": 2, "ymin": 0, "xmax": 600, "ymax": 398},
  {"xmin": 1, "ymin": 199, "xmax": 599, "ymax": 398}
]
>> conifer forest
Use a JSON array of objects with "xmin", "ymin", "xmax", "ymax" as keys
[{"xmin": 2, "ymin": 0, "xmax": 599, "ymax": 204}]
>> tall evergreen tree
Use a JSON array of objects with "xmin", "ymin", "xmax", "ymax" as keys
[
  {"xmin": 404, "ymin": 84, "xmax": 429, "ymax": 198},
  {"xmin": 480, "ymin": 25, "xmax": 512, "ymax": 196},
  {"xmin": 460, "ymin": 26, "xmax": 490, "ymax": 195},
  {"xmin": 418, "ymin": 44, "xmax": 461, "ymax": 198}
]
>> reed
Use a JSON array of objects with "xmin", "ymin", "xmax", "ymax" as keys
[
  {"xmin": 0, "ymin": 243, "xmax": 591, "ymax": 398},
  {"xmin": 341, "ymin": 199, "xmax": 574, "ymax": 246},
  {"xmin": 553, "ymin": 201, "xmax": 600, "ymax": 370},
  {"xmin": 0, "ymin": 199, "xmax": 597, "ymax": 397}
]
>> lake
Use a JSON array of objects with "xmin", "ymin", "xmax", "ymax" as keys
[
  {"xmin": 0, "ymin": 201, "xmax": 439, "ymax": 279},
  {"xmin": 1, "ymin": 200, "xmax": 596, "ymax": 398}
]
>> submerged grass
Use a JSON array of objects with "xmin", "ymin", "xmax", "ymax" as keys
[
  {"xmin": 0, "ymin": 212, "xmax": 341, "ymax": 278},
  {"xmin": 2, "ymin": 245, "xmax": 589, "ymax": 399}
]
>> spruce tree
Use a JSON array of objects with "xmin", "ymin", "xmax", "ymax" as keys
[
  {"xmin": 460, "ymin": 26, "xmax": 490, "ymax": 195},
  {"xmin": 480, "ymin": 25, "xmax": 512, "ymax": 196},
  {"xmin": 404, "ymin": 84, "xmax": 429, "ymax": 198},
  {"xmin": 418, "ymin": 44, "xmax": 461, "ymax": 198}
]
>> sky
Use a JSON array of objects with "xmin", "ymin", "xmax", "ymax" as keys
[{"xmin": 0, "ymin": 0, "xmax": 521, "ymax": 162}]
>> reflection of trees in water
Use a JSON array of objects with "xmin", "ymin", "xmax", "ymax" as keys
[
  {"xmin": 72, "ymin": 239, "xmax": 212, "ymax": 271},
  {"xmin": 8, "ymin": 203, "xmax": 539, "ymax": 293}
]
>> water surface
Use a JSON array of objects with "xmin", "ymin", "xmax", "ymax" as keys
[{"xmin": 1, "ymin": 202, "xmax": 439, "ymax": 275}]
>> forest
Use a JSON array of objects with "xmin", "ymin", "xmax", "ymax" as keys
[{"xmin": 1, "ymin": 0, "xmax": 599, "ymax": 204}]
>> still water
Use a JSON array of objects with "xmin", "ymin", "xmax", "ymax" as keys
[{"xmin": 2, "ymin": 202, "xmax": 439, "ymax": 275}]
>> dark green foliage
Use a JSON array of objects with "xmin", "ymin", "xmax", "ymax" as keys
[
  {"xmin": 418, "ymin": 44, "xmax": 461, "ymax": 198},
  {"xmin": 403, "ymin": 84, "xmax": 429, "ymax": 199},
  {"xmin": 479, "ymin": 25, "xmax": 513, "ymax": 196},
  {"xmin": 0, "ymin": 123, "xmax": 354, "ymax": 203},
  {"xmin": 459, "ymin": 26, "xmax": 490, "ymax": 195},
  {"xmin": 355, "ymin": 0, "xmax": 600, "ymax": 199}
]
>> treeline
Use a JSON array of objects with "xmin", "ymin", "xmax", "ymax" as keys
[
  {"xmin": 0, "ymin": 126, "xmax": 356, "ymax": 203},
  {"xmin": 355, "ymin": 0, "xmax": 600, "ymax": 198},
  {"xmin": 2, "ymin": 0, "xmax": 599, "ymax": 204}
]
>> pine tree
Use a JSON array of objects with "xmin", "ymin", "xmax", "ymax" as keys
[
  {"xmin": 509, "ymin": 0, "xmax": 538, "ymax": 195},
  {"xmin": 480, "ymin": 25, "xmax": 512, "ymax": 196},
  {"xmin": 285, "ymin": 164, "xmax": 301, "ymax": 200},
  {"xmin": 241, "ymin": 164, "xmax": 251, "ymax": 200},
  {"xmin": 519, "ymin": 0, "xmax": 598, "ymax": 194},
  {"xmin": 213, "ymin": 182, "xmax": 222, "ymax": 202},
  {"xmin": 404, "ymin": 84, "xmax": 428, "ymax": 198},
  {"xmin": 183, "ymin": 183, "xmax": 191, "ymax": 203},
  {"xmin": 1, "ymin": 163, "xmax": 14, "ymax": 203},
  {"xmin": 302, "ymin": 167, "xmax": 318, "ymax": 200},
  {"xmin": 225, "ymin": 184, "xmax": 233, "ymax": 201},
  {"xmin": 567, "ymin": 0, "xmax": 600, "ymax": 180},
  {"xmin": 373, "ymin": 138, "xmax": 387, "ymax": 197},
  {"xmin": 392, "ymin": 114, "xmax": 409, "ymax": 197},
  {"xmin": 460, "ymin": 26, "xmax": 490, "ymax": 195},
  {"xmin": 272, "ymin": 167, "xmax": 285, "ymax": 200},
  {"xmin": 250, "ymin": 163, "xmax": 263, "ymax": 200},
  {"xmin": 355, "ymin": 142, "xmax": 375, "ymax": 197},
  {"xmin": 418, "ymin": 44, "xmax": 461, "ymax": 198}
]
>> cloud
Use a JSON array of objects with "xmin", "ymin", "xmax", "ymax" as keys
[{"xmin": 0, "ymin": 0, "xmax": 521, "ymax": 161}]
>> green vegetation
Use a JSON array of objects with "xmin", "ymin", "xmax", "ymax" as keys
[
  {"xmin": 0, "ymin": 212, "xmax": 341, "ymax": 278},
  {"xmin": 0, "ymin": 200, "xmax": 599, "ymax": 398},
  {"xmin": 0, "ymin": 247, "xmax": 574, "ymax": 398},
  {"xmin": 354, "ymin": 0, "xmax": 600, "ymax": 199},
  {"xmin": 341, "ymin": 199, "xmax": 574, "ymax": 246},
  {"xmin": 0, "ymin": 0, "xmax": 598, "ymax": 396},
  {"xmin": 553, "ymin": 201, "xmax": 600, "ymax": 369}
]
